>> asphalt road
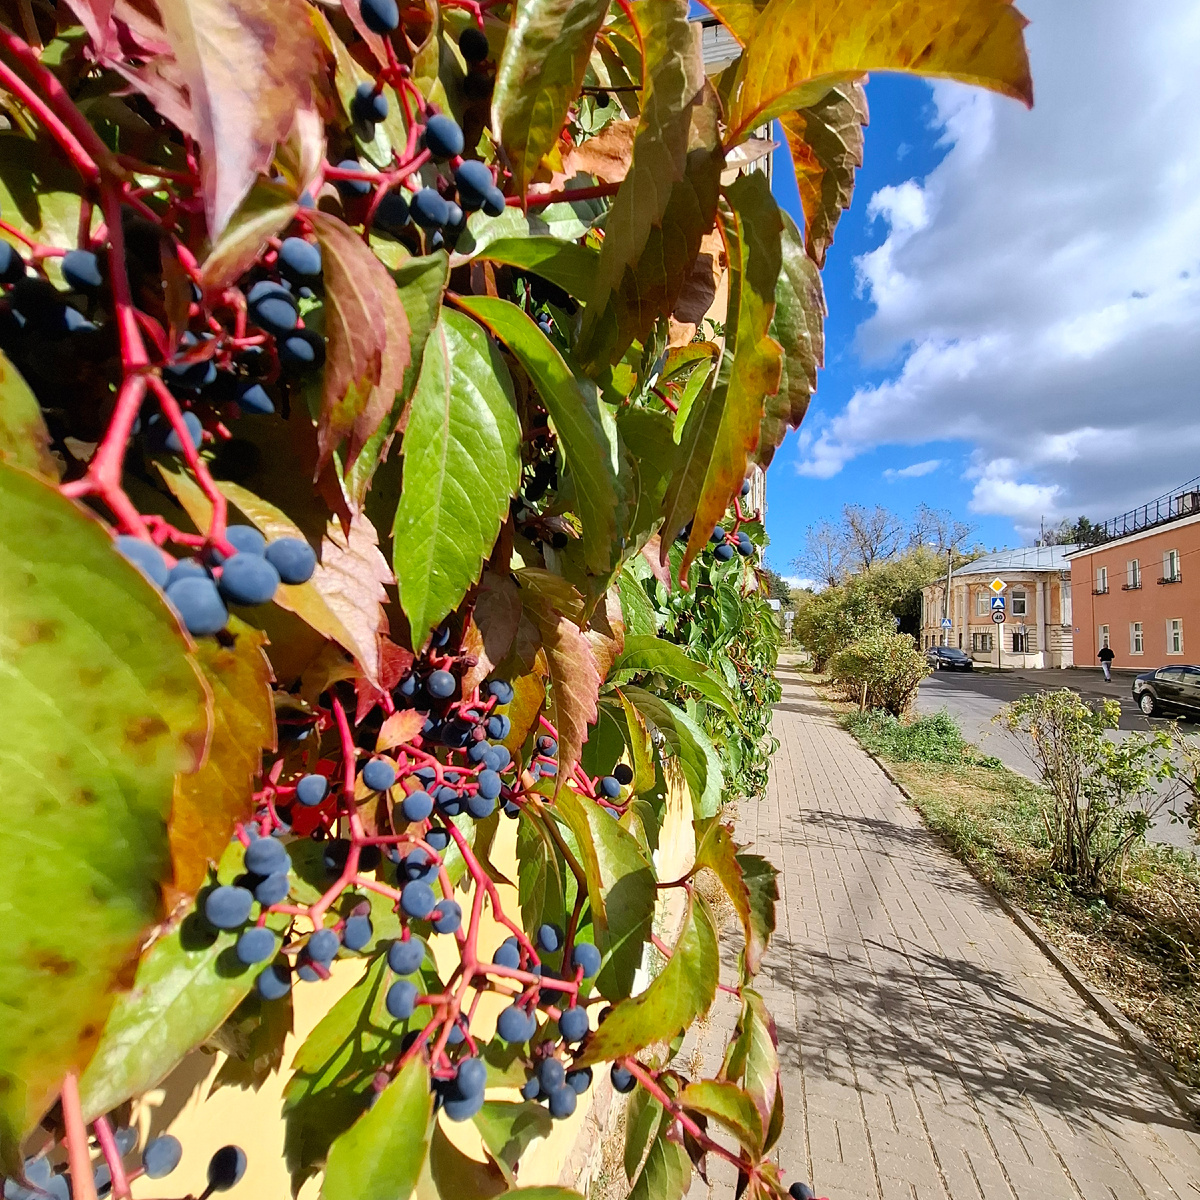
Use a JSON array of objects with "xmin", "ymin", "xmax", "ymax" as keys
[{"xmin": 914, "ymin": 666, "xmax": 1199, "ymax": 851}]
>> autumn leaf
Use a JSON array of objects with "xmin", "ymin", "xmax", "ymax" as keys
[
  {"xmin": 377, "ymin": 709, "xmax": 426, "ymax": 753},
  {"xmin": 725, "ymin": 0, "xmax": 1033, "ymax": 147},
  {"xmin": 155, "ymin": 0, "xmax": 324, "ymax": 237},
  {"xmin": 562, "ymin": 118, "xmax": 636, "ymax": 183}
]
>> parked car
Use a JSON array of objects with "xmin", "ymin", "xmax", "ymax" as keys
[
  {"xmin": 1132, "ymin": 665, "xmax": 1200, "ymax": 717},
  {"xmin": 925, "ymin": 646, "xmax": 974, "ymax": 672}
]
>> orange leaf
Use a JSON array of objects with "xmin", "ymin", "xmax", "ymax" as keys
[
  {"xmin": 562, "ymin": 118, "xmax": 637, "ymax": 183},
  {"xmin": 377, "ymin": 709, "xmax": 427, "ymax": 752},
  {"xmin": 725, "ymin": 0, "xmax": 1032, "ymax": 147}
]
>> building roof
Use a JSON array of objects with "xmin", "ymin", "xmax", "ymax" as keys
[{"xmin": 951, "ymin": 546, "xmax": 1077, "ymax": 577}]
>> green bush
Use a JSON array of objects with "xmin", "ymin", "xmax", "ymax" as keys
[
  {"xmin": 829, "ymin": 630, "xmax": 929, "ymax": 716},
  {"xmin": 842, "ymin": 708, "xmax": 972, "ymax": 763}
]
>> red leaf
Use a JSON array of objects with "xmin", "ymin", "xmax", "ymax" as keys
[
  {"xmin": 376, "ymin": 708, "xmax": 427, "ymax": 752},
  {"xmin": 311, "ymin": 211, "xmax": 411, "ymax": 473}
]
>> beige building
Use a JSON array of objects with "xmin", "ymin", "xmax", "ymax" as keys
[{"xmin": 920, "ymin": 547, "xmax": 1076, "ymax": 669}]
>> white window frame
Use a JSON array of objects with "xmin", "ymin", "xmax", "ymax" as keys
[
  {"xmin": 1131, "ymin": 622, "xmax": 1143, "ymax": 655},
  {"xmin": 1099, "ymin": 624, "xmax": 1110, "ymax": 650},
  {"xmin": 1127, "ymin": 559, "xmax": 1140, "ymax": 589},
  {"xmin": 1012, "ymin": 628, "xmax": 1028, "ymax": 653},
  {"xmin": 1095, "ymin": 566, "xmax": 1108, "ymax": 594},
  {"xmin": 1061, "ymin": 579, "xmax": 1073, "ymax": 625},
  {"xmin": 1165, "ymin": 549, "xmax": 1181, "ymax": 582},
  {"xmin": 1168, "ymin": 618, "xmax": 1184, "ymax": 655},
  {"xmin": 975, "ymin": 591, "xmax": 989, "ymax": 617},
  {"xmin": 1011, "ymin": 588, "xmax": 1027, "ymax": 616}
]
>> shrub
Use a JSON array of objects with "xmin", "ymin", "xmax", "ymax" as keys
[
  {"xmin": 829, "ymin": 631, "xmax": 929, "ymax": 716},
  {"xmin": 842, "ymin": 708, "xmax": 972, "ymax": 764}
]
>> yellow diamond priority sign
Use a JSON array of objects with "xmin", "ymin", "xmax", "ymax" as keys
[{"xmin": 989, "ymin": 577, "xmax": 1006, "ymax": 594}]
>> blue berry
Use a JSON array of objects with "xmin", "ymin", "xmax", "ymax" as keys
[
  {"xmin": 360, "ymin": 0, "xmax": 398, "ymax": 33},
  {"xmin": 297, "ymin": 960, "xmax": 322, "ymax": 983},
  {"xmin": 486, "ymin": 678, "xmax": 514, "ymax": 704},
  {"xmin": 613, "ymin": 763, "xmax": 634, "ymax": 785},
  {"xmin": 362, "ymin": 758, "xmax": 397, "ymax": 791},
  {"xmin": 537, "ymin": 1058, "xmax": 564, "ymax": 1090},
  {"xmin": 466, "ymin": 791, "xmax": 495, "ymax": 820},
  {"xmin": 167, "ymin": 574, "xmax": 228, "ymax": 635},
  {"xmin": 454, "ymin": 159, "xmax": 492, "ymax": 210},
  {"xmin": 497, "ymin": 1003, "xmax": 534, "ymax": 1044},
  {"xmin": 113, "ymin": 1127, "xmax": 138, "ymax": 1156},
  {"xmin": 235, "ymin": 381, "xmax": 274, "ymax": 415},
  {"xmin": 446, "ymin": 1021, "xmax": 466, "ymax": 1046},
  {"xmin": 488, "ymin": 744, "xmax": 512, "ymax": 771},
  {"xmin": 492, "ymin": 938, "xmax": 520, "ymax": 969},
  {"xmin": 482, "ymin": 186, "xmax": 506, "ymax": 217},
  {"xmin": 163, "ymin": 410, "xmax": 204, "ymax": 454},
  {"xmin": 445, "ymin": 201, "xmax": 464, "ymax": 229},
  {"xmin": 468, "ymin": 741, "xmax": 489, "ymax": 763},
  {"xmin": 599, "ymin": 775, "xmax": 621, "ymax": 799},
  {"xmin": 250, "ymin": 293, "xmax": 298, "ymax": 338},
  {"xmin": 459, "ymin": 26, "xmax": 489, "ymax": 62},
  {"xmin": 520, "ymin": 1077, "xmax": 540, "ymax": 1101},
  {"xmin": 566, "ymin": 1066, "xmax": 593, "ymax": 1095},
  {"xmin": 257, "ymin": 962, "xmax": 292, "ymax": 999},
  {"xmin": 204, "ymin": 885, "xmax": 253, "ymax": 929},
  {"xmin": 403, "ymin": 850, "xmax": 438, "ymax": 883},
  {"xmin": 308, "ymin": 927, "xmax": 340, "ymax": 961},
  {"xmin": 710, "ymin": 525, "xmax": 725, "ymax": 543},
  {"xmin": 486, "ymin": 714, "xmax": 510, "ymax": 739},
  {"xmin": 279, "ymin": 236, "xmax": 322, "ymax": 278},
  {"xmin": 571, "ymin": 942, "xmax": 601, "ymax": 978},
  {"xmin": 375, "ymin": 191, "xmax": 410, "ymax": 233},
  {"xmin": 323, "ymin": 837, "xmax": 351, "ymax": 874},
  {"xmin": 558, "ymin": 1006, "xmax": 589, "ymax": 1044},
  {"xmin": 115, "ymin": 535, "xmax": 169, "ymax": 587},
  {"xmin": 537, "ymin": 923, "xmax": 562, "ymax": 953},
  {"xmin": 425, "ymin": 828, "xmax": 450, "ymax": 852},
  {"xmin": 400, "ymin": 789, "xmax": 433, "ymax": 822},
  {"xmin": 295, "ymin": 773, "xmax": 328, "ymax": 806},
  {"xmin": 386, "ymin": 979, "xmax": 418, "ymax": 1020},
  {"xmin": 264, "ymin": 537, "xmax": 317, "ymax": 583},
  {"xmin": 442, "ymin": 1088, "xmax": 485, "ymax": 1121},
  {"xmin": 236, "ymin": 926, "xmax": 275, "ymax": 965},
  {"xmin": 431, "ymin": 900, "xmax": 461, "ymax": 934},
  {"xmin": 741, "ymin": 477, "xmax": 751, "ymax": 497},
  {"xmin": 388, "ymin": 937, "xmax": 424, "ymax": 975},
  {"xmin": 0, "ymin": 241, "xmax": 25, "ymax": 283},
  {"xmin": 427, "ymin": 669, "xmax": 456, "ymax": 699},
  {"xmin": 244, "ymin": 836, "xmax": 288, "ymax": 875},
  {"xmin": 342, "ymin": 914, "xmax": 372, "ymax": 951},
  {"xmin": 452, "ymin": 1056, "xmax": 487, "ymax": 1098},
  {"xmin": 351, "ymin": 82, "xmax": 389, "ymax": 125},
  {"xmin": 225, "ymin": 524, "xmax": 266, "ymax": 556},
  {"xmin": 334, "ymin": 158, "xmax": 373, "ymax": 196},
  {"xmin": 610, "ymin": 1064, "xmax": 636, "ymax": 1093},
  {"xmin": 279, "ymin": 329, "xmax": 325, "ymax": 375},
  {"xmin": 424, "ymin": 114, "xmax": 464, "ymax": 160},
  {"xmin": 714, "ymin": 542, "xmax": 735, "ymax": 562},
  {"xmin": 536, "ymin": 735, "xmax": 557, "ymax": 756},
  {"xmin": 736, "ymin": 531, "xmax": 753, "ymax": 557},
  {"xmin": 141, "ymin": 1135, "xmax": 182, "ymax": 1179},
  {"xmin": 206, "ymin": 1146, "xmax": 246, "ymax": 1192},
  {"xmin": 62, "ymin": 249, "xmax": 104, "ymax": 291},
  {"xmin": 401, "ymin": 880, "xmax": 436, "ymax": 919},
  {"xmin": 411, "ymin": 188, "xmax": 450, "ymax": 230},
  {"xmin": 218, "ymin": 552, "xmax": 279, "ymax": 605},
  {"xmin": 548, "ymin": 1084, "xmax": 577, "ymax": 1119},
  {"xmin": 253, "ymin": 871, "xmax": 289, "ymax": 905},
  {"xmin": 167, "ymin": 559, "xmax": 210, "ymax": 588}
]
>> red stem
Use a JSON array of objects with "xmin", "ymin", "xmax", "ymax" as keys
[
  {"xmin": 511, "ymin": 182, "xmax": 621, "ymax": 210},
  {"xmin": 61, "ymin": 1073, "xmax": 100, "ymax": 1200},
  {"xmin": 93, "ymin": 1116, "xmax": 132, "ymax": 1199}
]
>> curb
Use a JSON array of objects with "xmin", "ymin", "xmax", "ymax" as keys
[{"xmin": 862, "ymin": 745, "xmax": 1200, "ymax": 1126}]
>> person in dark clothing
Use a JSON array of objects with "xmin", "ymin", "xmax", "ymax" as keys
[{"xmin": 1098, "ymin": 644, "xmax": 1115, "ymax": 682}]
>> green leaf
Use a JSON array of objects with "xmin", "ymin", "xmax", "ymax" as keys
[
  {"xmin": 321, "ymin": 1055, "xmax": 433, "ymax": 1200},
  {"xmin": 624, "ymin": 1087, "xmax": 663, "ymax": 1181},
  {"xmin": 458, "ymin": 296, "xmax": 624, "ymax": 575},
  {"xmin": 450, "ymin": 197, "xmax": 607, "ymax": 263},
  {"xmin": 614, "ymin": 689, "xmax": 657, "ymax": 796},
  {"xmin": 415, "ymin": 1123, "xmax": 508, "ymax": 1200},
  {"xmin": 575, "ymin": 890, "xmax": 718, "ymax": 1066},
  {"xmin": 553, "ymin": 789, "xmax": 656, "ymax": 1001},
  {"xmin": 666, "ymin": 171, "xmax": 783, "ymax": 582},
  {"xmin": 611, "ymin": 635, "xmax": 739, "ymax": 722},
  {"xmin": 0, "ymin": 133, "xmax": 85, "ymax": 255},
  {"xmin": 737, "ymin": 853, "xmax": 779, "ymax": 975},
  {"xmin": 392, "ymin": 310, "xmax": 521, "ymax": 647},
  {"xmin": 679, "ymin": 1079, "xmax": 763, "ymax": 1154},
  {"xmin": 629, "ymin": 1121, "xmax": 691, "ymax": 1200},
  {"xmin": 516, "ymin": 812, "xmax": 566, "ymax": 936},
  {"xmin": 503, "ymin": 1190, "xmax": 585, "ymax": 1200},
  {"xmin": 472, "ymin": 1101, "xmax": 552, "ymax": 1171},
  {"xmin": 694, "ymin": 821, "xmax": 777, "ymax": 977},
  {"xmin": 0, "ymin": 466, "xmax": 208, "ymax": 1170},
  {"xmin": 755, "ymin": 208, "xmax": 825, "ymax": 469},
  {"xmin": 616, "ymin": 568, "xmax": 657, "ymax": 639},
  {"xmin": 77, "ymin": 842, "xmax": 288, "ymax": 1122},
  {"xmin": 475, "ymin": 236, "xmax": 599, "ymax": 299},
  {"xmin": 493, "ymin": 0, "xmax": 611, "ymax": 196},
  {"xmin": 721, "ymin": 989, "xmax": 780, "ymax": 1141},
  {"xmin": 199, "ymin": 178, "xmax": 298, "ymax": 294},
  {"xmin": 725, "ymin": 0, "xmax": 1033, "ymax": 147},
  {"xmin": 209, "ymin": 987, "xmax": 294, "ymax": 1092},
  {"xmin": 621, "ymin": 685, "xmax": 723, "ymax": 818},
  {"xmin": 0, "ymin": 348, "xmax": 56, "ymax": 480},
  {"xmin": 616, "ymin": 408, "xmax": 680, "ymax": 553}
]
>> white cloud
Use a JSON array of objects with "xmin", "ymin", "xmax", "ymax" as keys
[
  {"xmin": 884, "ymin": 458, "xmax": 942, "ymax": 481},
  {"xmin": 795, "ymin": 0, "xmax": 1200, "ymax": 531},
  {"xmin": 784, "ymin": 575, "xmax": 818, "ymax": 592}
]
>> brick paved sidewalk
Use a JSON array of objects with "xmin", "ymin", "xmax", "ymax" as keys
[{"xmin": 692, "ymin": 667, "xmax": 1200, "ymax": 1200}]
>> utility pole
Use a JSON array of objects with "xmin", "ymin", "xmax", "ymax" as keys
[{"xmin": 941, "ymin": 549, "xmax": 953, "ymax": 646}]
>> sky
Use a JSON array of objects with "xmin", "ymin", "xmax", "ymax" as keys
[{"xmin": 758, "ymin": 0, "xmax": 1200, "ymax": 586}]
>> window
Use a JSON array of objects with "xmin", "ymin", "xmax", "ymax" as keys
[
  {"xmin": 1099, "ymin": 624, "xmax": 1110, "ymax": 650},
  {"xmin": 1126, "ymin": 559, "xmax": 1141, "ymax": 589},
  {"xmin": 1131, "ymin": 622, "xmax": 1144, "ymax": 654},
  {"xmin": 975, "ymin": 591, "xmax": 989, "ymax": 617},
  {"xmin": 958, "ymin": 633, "xmax": 963, "ymax": 649},
  {"xmin": 1011, "ymin": 588, "xmax": 1027, "ymax": 616},
  {"xmin": 971, "ymin": 632, "xmax": 993, "ymax": 652},
  {"xmin": 1169, "ymin": 619, "xmax": 1183, "ymax": 655},
  {"xmin": 1094, "ymin": 566, "xmax": 1108, "ymax": 594},
  {"xmin": 1012, "ymin": 629, "xmax": 1028, "ymax": 653},
  {"xmin": 1061, "ymin": 579, "xmax": 1072, "ymax": 624},
  {"xmin": 1163, "ymin": 550, "xmax": 1181, "ymax": 583}
]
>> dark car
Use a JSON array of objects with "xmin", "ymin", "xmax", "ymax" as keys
[
  {"xmin": 926, "ymin": 646, "xmax": 974, "ymax": 671},
  {"xmin": 1132, "ymin": 665, "xmax": 1200, "ymax": 717}
]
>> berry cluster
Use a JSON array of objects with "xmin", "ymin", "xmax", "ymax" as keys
[{"xmin": 678, "ymin": 476, "xmax": 761, "ymax": 562}]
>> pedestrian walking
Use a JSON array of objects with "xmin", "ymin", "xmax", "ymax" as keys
[{"xmin": 1099, "ymin": 643, "xmax": 1115, "ymax": 682}]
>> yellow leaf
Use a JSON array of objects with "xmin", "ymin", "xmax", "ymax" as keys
[{"xmin": 726, "ymin": 0, "xmax": 1033, "ymax": 146}]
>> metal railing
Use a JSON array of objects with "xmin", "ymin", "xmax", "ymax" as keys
[{"xmin": 1081, "ymin": 476, "xmax": 1200, "ymax": 545}]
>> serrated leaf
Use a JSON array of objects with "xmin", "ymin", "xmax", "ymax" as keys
[
  {"xmin": 779, "ymin": 81, "xmax": 868, "ymax": 268},
  {"xmin": 471, "ymin": 569, "xmax": 523, "ymax": 685},
  {"xmin": 694, "ymin": 821, "xmax": 777, "ymax": 977},
  {"xmin": 320, "ymin": 1055, "xmax": 433, "ymax": 1200},
  {"xmin": 516, "ymin": 813, "xmax": 566, "ymax": 936},
  {"xmin": 615, "ymin": 569, "xmax": 657, "ymax": 639},
  {"xmin": 666, "ymin": 172, "xmax": 782, "ymax": 582},
  {"xmin": 611, "ymin": 635, "xmax": 739, "ymax": 722},
  {"xmin": 77, "ymin": 842, "xmax": 287, "ymax": 1122},
  {"xmin": 460, "ymin": 296, "xmax": 622, "ymax": 575},
  {"xmin": 473, "ymin": 1101, "xmax": 553, "ymax": 1171},
  {"xmin": 0, "ymin": 348, "xmax": 56, "ymax": 480},
  {"xmin": 725, "ymin": 0, "xmax": 1033, "ymax": 146},
  {"xmin": 721, "ymin": 989, "xmax": 780, "ymax": 1140},
  {"xmin": 680, "ymin": 1079, "xmax": 763, "ymax": 1154},
  {"xmin": 414, "ymin": 1123, "xmax": 508, "ymax": 1200},
  {"xmin": 155, "ymin": 0, "xmax": 322, "ymax": 236},
  {"xmin": 392, "ymin": 311, "xmax": 521, "ymax": 647},
  {"xmin": 0, "ymin": 466, "xmax": 209, "ymax": 1170},
  {"xmin": 199, "ymin": 179, "xmax": 298, "ymax": 294},
  {"xmin": 575, "ymin": 890, "xmax": 717, "ymax": 1066},
  {"xmin": 168, "ymin": 616, "xmax": 275, "ymax": 897},
  {"xmin": 450, "ymin": 196, "xmax": 607, "ymax": 264},
  {"xmin": 209, "ymin": 987, "xmax": 293, "ymax": 1092},
  {"xmin": 493, "ymin": 0, "xmax": 611, "ymax": 197},
  {"xmin": 312, "ymin": 210, "xmax": 411, "ymax": 472},
  {"xmin": 737, "ymin": 853, "xmax": 779, "ymax": 974},
  {"xmin": 616, "ymin": 407, "xmax": 680, "ymax": 554},
  {"xmin": 613, "ymin": 688, "xmax": 656, "ymax": 794},
  {"xmin": 629, "ymin": 1118, "xmax": 692, "ymax": 1200},
  {"xmin": 553, "ymin": 789, "xmax": 655, "ymax": 1001},
  {"xmin": 377, "ymin": 708, "xmax": 426, "ymax": 752},
  {"xmin": 476, "ymin": 236, "xmax": 599, "ymax": 299},
  {"xmin": 755, "ymin": 209, "xmax": 825, "ymax": 469},
  {"xmin": 624, "ymin": 1088, "xmax": 663, "ymax": 1181}
]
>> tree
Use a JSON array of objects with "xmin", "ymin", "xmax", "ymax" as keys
[
  {"xmin": 843, "ymin": 503, "xmax": 905, "ymax": 571},
  {"xmin": 761, "ymin": 564, "xmax": 794, "ymax": 604},
  {"xmin": 798, "ymin": 517, "xmax": 849, "ymax": 587},
  {"xmin": 0, "ymin": 0, "xmax": 1032, "ymax": 1195},
  {"xmin": 909, "ymin": 503, "xmax": 977, "ymax": 557},
  {"xmin": 1045, "ymin": 516, "xmax": 1101, "ymax": 546}
]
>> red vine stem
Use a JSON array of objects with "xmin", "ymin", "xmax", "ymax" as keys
[
  {"xmin": 60, "ymin": 1073, "xmax": 100, "ymax": 1200},
  {"xmin": 0, "ymin": 53, "xmax": 100, "ymax": 185},
  {"xmin": 93, "ymin": 1115, "xmax": 132, "ymax": 1200},
  {"xmin": 512, "ymin": 182, "xmax": 622, "ymax": 210}
]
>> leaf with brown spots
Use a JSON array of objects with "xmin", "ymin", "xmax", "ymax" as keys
[
  {"xmin": 0, "ymin": 464, "xmax": 209, "ymax": 1173},
  {"xmin": 0, "ymin": 349, "xmax": 57, "ymax": 482},
  {"xmin": 168, "ymin": 617, "xmax": 276, "ymax": 900}
]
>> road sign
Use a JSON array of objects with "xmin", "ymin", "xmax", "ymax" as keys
[
  {"xmin": 990, "ymin": 595, "xmax": 1006, "ymax": 611},
  {"xmin": 989, "ymin": 577, "xmax": 1006, "ymax": 594},
  {"xmin": 941, "ymin": 618, "xmax": 953, "ymax": 629},
  {"xmin": 991, "ymin": 609, "xmax": 1006, "ymax": 624}
]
